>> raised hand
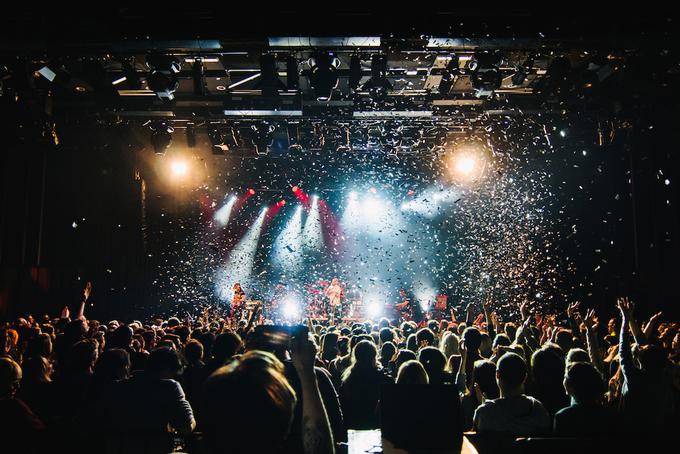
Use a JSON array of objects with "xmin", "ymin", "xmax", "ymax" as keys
[
  {"xmin": 648, "ymin": 311, "xmax": 663, "ymax": 325},
  {"xmin": 290, "ymin": 329, "xmax": 317, "ymax": 378},
  {"xmin": 583, "ymin": 308, "xmax": 597, "ymax": 331},
  {"xmin": 490, "ymin": 311, "xmax": 499, "ymax": 328},
  {"xmin": 567, "ymin": 301, "xmax": 581, "ymax": 319},
  {"xmin": 617, "ymin": 297, "xmax": 635, "ymax": 320},
  {"xmin": 519, "ymin": 301, "xmax": 530, "ymax": 320},
  {"xmin": 466, "ymin": 303, "xmax": 475, "ymax": 317},
  {"xmin": 83, "ymin": 281, "xmax": 92, "ymax": 301},
  {"xmin": 482, "ymin": 299, "xmax": 492, "ymax": 313}
]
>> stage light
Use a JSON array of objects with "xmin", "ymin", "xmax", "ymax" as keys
[
  {"xmin": 366, "ymin": 300, "xmax": 382, "ymax": 319},
  {"xmin": 349, "ymin": 191, "xmax": 358, "ymax": 201},
  {"xmin": 272, "ymin": 205, "xmax": 304, "ymax": 272},
  {"xmin": 146, "ymin": 55, "xmax": 181, "ymax": 100},
  {"xmin": 302, "ymin": 195, "xmax": 323, "ymax": 251},
  {"xmin": 276, "ymin": 200, "xmax": 286, "ymax": 207},
  {"xmin": 215, "ymin": 207, "xmax": 268, "ymax": 300},
  {"xmin": 292, "ymin": 185, "xmax": 300, "ymax": 193},
  {"xmin": 214, "ymin": 195, "xmax": 238, "ymax": 227},
  {"xmin": 469, "ymin": 53, "xmax": 504, "ymax": 98},
  {"xmin": 170, "ymin": 160, "xmax": 188, "ymax": 177},
  {"xmin": 307, "ymin": 52, "xmax": 341, "ymax": 101},
  {"xmin": 282, "ymin": 298, "xmax": 300, "ymax": 319},
  {"xmin": 445, "ymin": 142, "xmax": 489, "ymax": 183},
  {"xmin": 455, "ymin": 156, "xmax": 477, "ymax": 175},
  {"xmin": 248, "ymin": 188, "xmax": 256, "ymax": 196}
]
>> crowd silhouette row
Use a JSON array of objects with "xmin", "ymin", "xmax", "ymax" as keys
[{"xmin": 1, "ymin": 288, "xmax": 679, "ymax": 454}]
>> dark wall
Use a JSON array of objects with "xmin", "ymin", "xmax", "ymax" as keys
[{"xmin": 0, "ymin": 139, "xmax": 148, "ymax": 319}]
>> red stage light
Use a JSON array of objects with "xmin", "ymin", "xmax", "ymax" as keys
[
  {"xmin": 292, "ymin": 185, "xmax": 300, "ymax": 193},
  {"xmin": 248, "ymin": 188, "xmax": 256, "ymax": 195},
  {"xmin": 276, "ymin": 200, "xmax": 286, "ymax": 207}
]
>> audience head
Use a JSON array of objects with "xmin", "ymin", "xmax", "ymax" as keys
[
  {"xmin": 147, "ymin": 347, "xmax": 183, "ymax": 379},
  {"xmin": 0, "ymin": 357, "xmax": 21, "ymax": 398},
  {"xmin": 184, "ymin": 339, "xmax": 204, "ymax": 365},
  {"xmin": 202, "ymin": 350, "xmax": 296, "ymax": 454},
  {"xmin": 380, "ymin": 342, "xmax": 397, "ymax": 366},
  {"xmin": 566, "ymin": 348, "xmax": 590, "ymax": 365},
  {"xmin": 349, "ymin": 340, "xmax": 378, "ymax": 370},
  {"xmin": 379, "ymin": 327, "xmax": 395, "ymax": 345},
  {"xmin": 462, "ymin": 326, "xmax": 482, "ymax": 353},
  {"xmin": 213, "ymin": 332, "xmax": 243, "ymax": 361},
  {"xmin": 396, "ymin": 360, "xmax": 429, "ymax": 384},
  {"xmin": 67, "ymin": 339, "xmax": 99, "ymax": 374},
  {"xmin": 320, "ymin": 332, "xmax": 339, "ymax": 363},
  {"xmin": 20, "ymin": 356, "xmax": 52, "ymax": 384},
  {"xmin": 93, "ymin": 348, "xmax": 131, "ymax": 382},
  {"xmin": 417, "ymin": 347, "xmax": 447, "ymax": 384},
  {"xmin": 496, "ymin": 352, "xmax": 527, "ymax": 396},
  {"xmin": 415, "ymin": 328, "xmax": 436, "ymax": 349},
  {"xmin": 531, "ymin": 345, "xmax": 566, "ymax": 387},
  {"xmin": 472, "ymin": 360, "xmax": 500, "ymax": 400},
  {"xmin": 440, "ymin": 332, "xmax": 460, "ymax": 358},
  {"xmin": 563, "ymin": 361, "xmax": 605, "ymax": 405},
  {"xmin": 393, "ymin": 349, "xmax": 417, "ymax": 373}
]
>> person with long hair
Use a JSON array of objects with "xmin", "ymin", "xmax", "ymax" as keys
[{"xmin": 339, "ymin": 340, "xmax": 392, "ymax": 429}]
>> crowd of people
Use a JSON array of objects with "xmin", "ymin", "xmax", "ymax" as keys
[{"xmin": 1, "ymin": 284, "xmax": 679, "ymax": 454}]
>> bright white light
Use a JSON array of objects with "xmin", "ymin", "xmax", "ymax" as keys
[
  {"xmin": 272, "ymin": 205, "xmax": 304, "ymax": 272},
  {"xmin": 170, "ymin": 160, "xmax": 188, "ymax": 177},
  {"xmin": 215, "ymin": 209, "xmax": 268, "ymax": 300},
  {"xmin": 302, "ymin": 197, "xmax": 323, "ymax": 251},
  {"xmin": 455, "ymin": 156, "xmax": 476, "ymax": 175},
  {"xmin": 366, "ymin": 300, "xmax": 382, "ymax": 319},
  {"xmin": 414, "ymin": 284, "xmax": 436, "ymax": 312},
  {"xmin": 447, "ymin": 144, "xmax": 488, "ymax": 183},
  {"xmin": 349, "ymin": 191, "xmax": 358, "ymax": 201},
  {"xmin": 214, "ymin": 196, "xmax": 238, "ymax": 227},
  {"xmin": 559, "ymin": 130, "xmax": 567, "ymax": 137},
  {"xmin": 282, "ymin": 297, "xmax": 300, "ymax": 319},
  {"xmin": 361, "ymin": 197, "xmax": 388, "ymax": 222}
]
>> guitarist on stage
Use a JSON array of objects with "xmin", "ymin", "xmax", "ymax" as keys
[{"xmin": 231, "ymin": 282, "xmax": 246, "ymax": 321}]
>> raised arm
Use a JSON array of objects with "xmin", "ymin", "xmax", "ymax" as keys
[
  {"xmin": 581, "ymin": 309, "xmax": 604, "ymax": 374},
  {"xmin": 483, "ymin": 299, "xmax": 495, "ymax": 340},
  {"xmin": 642, "ymin": 311, "xmax": 663, "ymax": 343},
  {"xmin": 617, "ymin": 297, "xmax": 637, "ymax": 388},
  {"xmin": 465, "ymin": 303, "xmax": 475, "ymax": 326},
  {"xmin": 290, "ymin": 330, "xmax": 335, "ymax": 454},
  {"xmin": 74, "ymin": 281, "xmax": 92, "ymax": 321}
]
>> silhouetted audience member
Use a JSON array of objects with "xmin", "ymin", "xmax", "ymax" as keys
[
  {"xmin": 554, "ymin": 361, "xmax": 619, "ymax": 436},
  {"xmin": 340, "ymin": 340, "xmax": 392, "ymax": 429},
  {"xmin": 474, "ymin": 352, "xmax": 551, "ymax": 436}
]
